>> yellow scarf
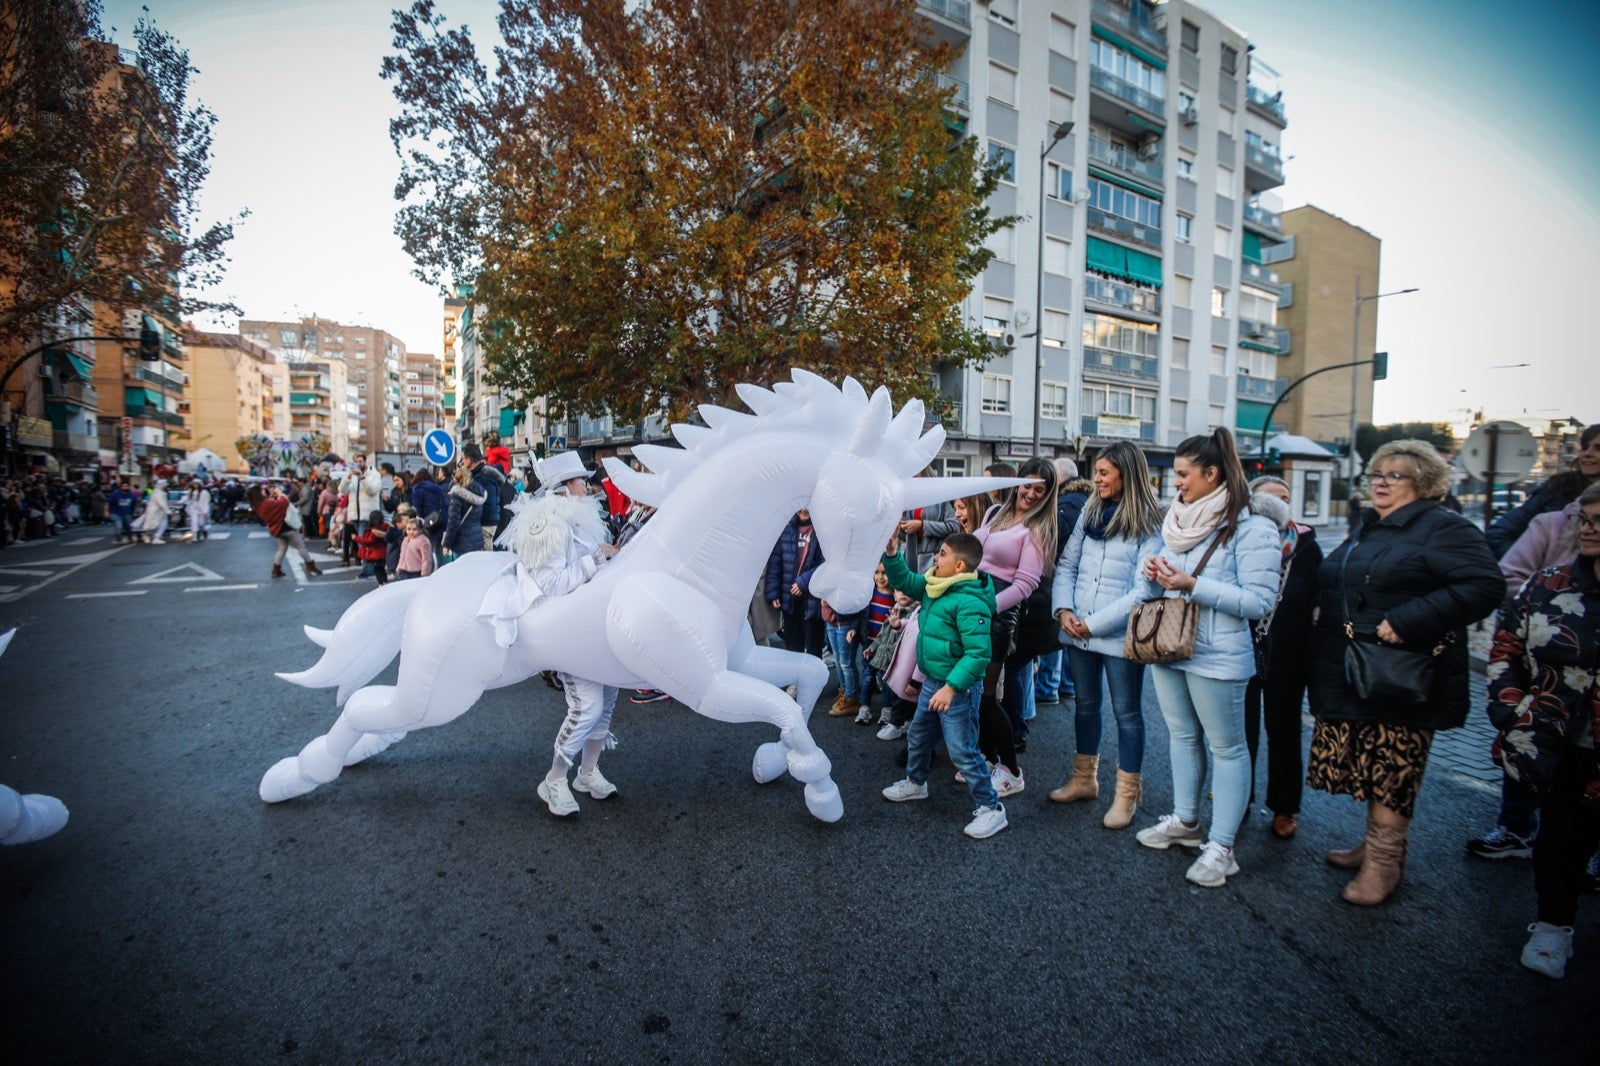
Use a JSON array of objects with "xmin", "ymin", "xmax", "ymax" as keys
[{"xmin": 923, "ymin": 569, "xmax": 978, "ymax": 599}]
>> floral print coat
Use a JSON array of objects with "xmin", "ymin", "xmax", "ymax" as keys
[{"xmin": 1486, "ymin": 561, "xmax": 1600, "ymax": 797}]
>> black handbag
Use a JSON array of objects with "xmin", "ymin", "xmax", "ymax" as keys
[
  {"xmin": 1337, "ymin": 526, "xmax": 1444, "ymax": 703},
  {"xmin": 1014, "ymin": 579, "xmax": 1060, "ymax": 660}
]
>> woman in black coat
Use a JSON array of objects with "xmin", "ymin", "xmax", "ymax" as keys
[
  {"xmin": 1244, "ymin": 478, "xmax": 1323, "ymax": 840},
  {"xmin": 1485, "ymin": 423, "xmax": 1598, "ymax": 558},
  {"xmin": 1306, "ymin": 440, "xmax": 1503, "ymax": 906}
]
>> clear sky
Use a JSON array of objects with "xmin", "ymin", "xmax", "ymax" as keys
[{"xmin": 101, "ymin": 0, "xmax": 1598, "ymax": 428}]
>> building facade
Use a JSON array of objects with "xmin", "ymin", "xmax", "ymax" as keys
[
  {"xmin": 181, "ymin": 329, "xmax": 278, "ymax": 472},
  {"xmin": 239, "ymin": 316, "xmax": 406, "ymax": 457},
  {"xmin": 402, "ymin": 351, "xmax": 445, "ymax": 451}
]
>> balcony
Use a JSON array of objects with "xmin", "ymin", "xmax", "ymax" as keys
[
  {"xmin": 53, "ymin": 431, "xmax": 99, "ymax": 453},
  {"xmin": 1088, "ymin": 134, "xmax": 1163, "ymax": 187},
  {"xmin": 1236, "ymin": 374, "xmax": 1281, "ymax": 401},
  {"xmin": 1091, "ymin": 0, "xmax": 1167, "ymax": 54},
  {"xmin": 1082, "ymin": 345, "xmax": 1160, "ymax": 381},
  {"xmin": 1089, "ymin": 66, "xmax": 1164, "ymax": 119},
  {"xmin": 929, "ymin": 398, "xmax": 965, "ymax": 431},
  {"xmin": 1243, "ymin": 140, "xmax": 1285, "ymax": 190},
  {"xmin": 1242, "ymin": 200, "xmax": 1285, "ymax": 238},
  {"xmin": 1082, "ymin": 414, "xmax": 1156, "ymax": 442},
  {"xmin": 1086, "ymin": 205, "xmax": 1161, "ymax": 250},
  {"xmin": 1241, "ymin": 262, "xmax": 1280, "ymax": 291},
  {"xmin": 1239, "ymin": 319, "xmax": 1290, "ymax": 354},
  {"xmin": 44, "ymin": 379, "xmax": 99, "ymax": 408},
  {"xmin": 1246, "ymin": 82, "xmax": 1287, "ymax": 126},
  {"xmin": 933, "ymin": 72, "xmax": 969, "ymax": 114},
  {"xmin": 915, "ymin": 0, "xmax": 970, "ymax": 45},
  {"xmin": 1082, "ymin": 274, "xmax": 1161, "ymax": 317}
]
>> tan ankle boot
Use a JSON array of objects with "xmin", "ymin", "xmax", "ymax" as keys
[
  {"xmin": 829, "ymin": 695, "xmax": 860, "ymax": 718},
  {"xmin": 1050, "ymin": 754, "xmax": 1099, "ymax": 803},
  {"xmin": 1341, "ymin": 819, "xmax": 1408, "ymax": 906},
  {"xmin": 1102, "ymin": 769, "xmax": 1141, "ymax": 829}
]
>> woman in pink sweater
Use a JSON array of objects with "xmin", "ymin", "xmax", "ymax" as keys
[{"xmin": 972, "ymin": 457, "xmax": 1058, "ymax": 797}]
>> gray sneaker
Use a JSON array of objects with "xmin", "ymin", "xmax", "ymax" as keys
[
  {"xmin": 1185, "ymin": 841, "xmax": 1240, "ymax": 887},
  {"xmin": 963, "ymin": 804, "xmax": 1008, "ymax": 839},
  {"xmin": 537, "ymin": 777, "xmax": 579, "ymax": 817},
  {"xmin": 882, "ymin": 778, "xmax": 929, "ymax": 802},
  {"xmin": 1136, "ymin": 813, "xmax": 1205, "ymax": 850},
  {"xmin": 1521, "ymin": 921, "xmax": 1574, "ymax": 979}
]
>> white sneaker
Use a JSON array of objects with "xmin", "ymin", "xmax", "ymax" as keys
[
  {"xmin": 1521, "ymin": 921, "xmax": 1575, "ymax": 979},
  {"xmin": 964, "ymin": 804, "xmax": 1008, "ymax": 839},
  {"xmin": 1136, "ymin": 813, "xmax": 1205, "ymax": 850},
  {"xmin": 855, "ymin": 705, "xmax": 875, "ymax": 724},
  {"xmin": 882, "ymin": 778, "xmax": 929, "ymax": 802},
  {"xmin": 991, "ymin": 764, "xmax": 1025, "ymax": 797},
  {"xmin": 536, "ymin": 777, "xmax": 579, "ymax": 817},
  {"xmin": 572, "ymin": 766, "xmax": 616, "ymax": 799},
  {"xmin": 876, "ymin": 722, "xmax": 907, "ymax": 741},
  {"xmin": 1185, "ymin": 841, "xmax": 1240, "ymax": 887}
]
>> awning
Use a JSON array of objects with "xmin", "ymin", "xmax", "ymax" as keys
[
  {"xmin": 1087, "ymin": 237, "xmax": 1163, "ymax": 288},
  {"xmin": 63, "ymin": 353, "xmax": 95, "ymax": 380},
  {"xmin": 498, "ymin": 408, "xmax": 521, "ymax": 437},
  {"xmin": 1125, "ymin": 248, "xmax": 1164, "ymax": 288},
  {"xmin": 1090, "ymin": 25, "xmax": 1167, "ymax": 71},
  {"xmin": 1235, "ymin": 400, "xmax": 1272, "ymax": 435},
  {"xmin": 124, "ymin": 386, "xmax": 161, "ymax": 408},
  {"xmin": 1242, "ymin": 232, "xmax": 1263, "ymax": 264}
]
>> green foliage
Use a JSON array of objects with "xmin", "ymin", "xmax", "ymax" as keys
[{"xmin": 1357, "ymin": 421, "xmax": 1456, "ymax": 462}]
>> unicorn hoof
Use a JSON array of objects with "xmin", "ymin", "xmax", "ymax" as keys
[
  {"xmin": 804, "ymin": 779, "xmax": 844, "ymax": 822},
  {"xmin": 786, "ymin": 746, "xmax": 832, "ymax": 785},
  {"xmin": 752, "ymin": 742, "xmax": 789, "ymax": 784},
  {"xmin": 259, "ymin": 758, "xmax": 319, "ymax": 803},
  {"xmin": 343, "ymin": 731, "xmax": 405, "ymax": 767}
]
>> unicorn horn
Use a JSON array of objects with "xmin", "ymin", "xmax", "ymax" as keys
[{"xmin": 899, "ymin": 476, "xmax": 1039, "ymax": 510}]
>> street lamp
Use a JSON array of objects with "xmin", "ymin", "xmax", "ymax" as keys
[
  {"xmin": 1031, "ymin": 120, "xmax": 1073, "ymax": 455},
  {"xmin": 1348, "ymin": 279, "xmax": 1418, "ymax": 477}
]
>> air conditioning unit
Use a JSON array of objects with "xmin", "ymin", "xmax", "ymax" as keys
[
  {"xmin": 1003, "ymin": 332, "xmax": 1016, "ymax": 349},
  {"xmin": 1179, "ymin": 106, "xmax": 1198, "ymax": 126}
]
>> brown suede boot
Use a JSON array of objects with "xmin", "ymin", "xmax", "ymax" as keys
[
  {"xmin": 271, "ymin": 565, "xmax": 286, "ymax": 579},
  {"xmin": 830, "ymin": 695, "xmax": 860, "ymax": 718},
  {"xmin": 1341, "ymin": 819, "xmax": 1408, "ymax": 906},
  {"xmin": 1050, "ymin": 754, "xmax": 1099, "ymax": 802},
  {"xmin": 1102, "ymin": 770, "xmax": 1141, "ymax": 829},
  {"xmin": 305, "ymin": 560, "xmax": 323, "ymax": 576},
  {"xmin": 1326, "ymin": 840, "xmax": 1366, "ymax": 869}
]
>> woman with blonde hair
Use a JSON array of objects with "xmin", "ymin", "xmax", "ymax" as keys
[{"xmin": 1307, "ymin": 440, "xmax": 1503, "ymax": 905}]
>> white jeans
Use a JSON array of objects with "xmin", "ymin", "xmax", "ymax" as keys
[{"xmin": 553, "ymin": 674, "xmax": 618, "ymax": 767}]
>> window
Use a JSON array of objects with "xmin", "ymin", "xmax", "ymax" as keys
[
  {"xmin": 1304, "ymin": 473, "xmax": 1323, "ymax": 517},
  {"xmin": 1085, "ymin": 178, "xmax": 1161, "ymax": 229},
  {"xmin": 932, "ymin": 455, "xmax": 968, "ymax": 477},
  {"xmin": 1043, "ymin": 237, "xmax": 1070, "ymax": 276},
  {"xmin": 1082, "ymin": 312, "xmax": 1159, "ymax": 358},
  {"xmin": 1047, "ymin": 162, "xmax": 1072, "ymax": 200},
  {"xmin": 1049, "ymin": 16, "xmax": 1076, "ymax": 57},
  {"xmin": 988, "ymin": 140, "xmax": 1017, "ymax": 183},
  {"xmin": 1238, "ymin": 289, "xmax": 1278, "ymax": 324},
  {"xmin": 1049, "ymin": 90, "xmax": 1073, "ymax": 126},
  {"xmin": 1082, "ymin": 383, "xmax": 1157, "ymax": 421},
  {"xmin": 1089, "ymin": 39, "xmax": 1166, "ymax": 100},
  {"xmin": 1042, "ymin": 310, "xmax": 1069, "ymax": 348},
  {"xmin": 989, "ymin": 0, "xmax": 1017, "ymax": 26},
  {"xmin": 985, "ymin": 225, "xmax": 1016, "ymax": 262},
  {"xmin": 1040, "ymin": 381, "xmax": 1069, "ymax": 419},
  {"xmin": 1171, "ymin": 276, "xmax": 1192, "ymax": 307},
  {"xmin": 1181, "ymin": 20, "xmax": 1200, "ymax": 53},
  {"xmin": 1245, "ymin": 129, "xmax": 1279, "ymax": 162},
  {"xmin": 981, "ymin": 374, "xmax": 1012, "ymax": 414},
  {"xmin": 1175, "ymin": 213, "xmax": 1193, "ymax": 243},
  {"xmin": 1178, "ymin": 89, "xmax": 1195, "ymax": 112},
  {"xmin": 1170, "ymin": 398, "xmax": 1189, "ymax": 432},
  {"xmin": 988, "ymin": 63, "xmax": 1017, "ymax": 107},
  {"xmin": 1216, "ymin": 164, "xmax": 1234, "ymax": 198},
  {"xmin": 1210, "ymin": 345, "xmax": 1228, "ymax": 374},
  {"xmin": 1213, "ymin": 225, "xmax": 1233, "ymax": 257},
  {"xmin": 1209, "ymin": 403, "xmax": 1226, "ymax": 426},
  {"xmin": 1171, "ymin": 338, "xmax": 1190, "ymax": 368},
  {"xmin": 1176, "ymin": 155, "xmax": 1194, "ymax": 180},
  {"xmin": 1218, "ymin": 107, "xmax": 1235, "ymax": 135},
  {"xmin": 1221, "ymin": 45, "xmax": 1239, "ymax": 76},
  {"xmin": 1211, "ymin": 288, "xmax": 1228, "ymax": 317},
  {"xmin": 982, "ymin": 296, "xmax": 1013, "ymax": 335}
]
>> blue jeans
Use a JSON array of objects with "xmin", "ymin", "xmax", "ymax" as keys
[
  {"xmin": 1034, "ymin": 648, "xmax": 1077, "ymax": 701},
  {"xmin": 1002, "ymin": 652, "xmax": 1036, "ymax": 740},
  {"xmin": 906, "ymin": 679, "xmax": 998, "ymax": 810},
  {"xmin": 113, "ymin": 513, "xmax": 133, "ymax": 538},
  {"xmin": 1151, "ymin": 666, "xmax": 1249, "ymax": 848},
  {"xmin": 824, "ymin": 623, "xmax": 863, "ymax": 699},
  {"xmin": 1067, "ymin": 646, "xmax": 1148, "ymax": 772}
]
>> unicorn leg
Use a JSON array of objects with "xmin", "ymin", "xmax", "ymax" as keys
[
  {"xmin": 697, "ymin": 670, "xmax": 842, "ymax": 823},
  {"xmin": 259, "ymin": 714, "xmax": 367, "ymax": 803},
  {"xmin": 259, "ymin": 682, "xmax": 442, "ymax": 802}
]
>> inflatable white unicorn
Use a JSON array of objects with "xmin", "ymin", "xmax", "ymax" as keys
[{"xmin": 261, "ymin": 372, "xmax": 1024, "ymax": 821}]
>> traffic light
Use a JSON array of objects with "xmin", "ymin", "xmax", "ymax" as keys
[
  {"xmin": 1371, "ymin": 351, "xmax": 1388, "ymax": 381},
  {"xmin": 1267, "ymin": 446, "xmax": 1281, "ymax": 467}
]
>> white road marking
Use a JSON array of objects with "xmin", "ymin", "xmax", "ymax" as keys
[
  {"xmin": 66, "ymin": 590, "xmax": 148, "ymax": 600},
  {"xmin": 184, "ymin": 583, "xmax": 259, "ymax": 593},
  {"xmin": 207, "ymin": 531, "xmax": 231, "ymax": 540},
  {"xmin": 248, "ymin": 532, "xmax": 270, "ymax": 539},
  {"xmin": 129, "ymin": 562, "xmax": 225, "ymax": 585},
  {"xmin": 0, "ymin": 568, "xmax": 53, "ymax": 578},
  {"xmin": 0, "ymin": 546, "xmax": 131, "ymax": 603}
]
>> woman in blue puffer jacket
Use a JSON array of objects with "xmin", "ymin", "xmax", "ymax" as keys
[
  {"xmin": 1132, "ymin": 428, "xmax": 1281, "ymax": 890},
  {"xmin": 1049, "ymin": 441, "xmax": 1164, "ymax": 830}
]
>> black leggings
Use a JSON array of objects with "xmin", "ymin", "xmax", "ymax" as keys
[
  {"xmin": 977, "ymin": 659, "xmax": 1019, "ymax": 775},
  {"xmin": 1245, "ymin": 667, "xmax": 1309, "ymax": 815},
  {"xmin": 1534, "ymin": 746, "xmax": 1600, "ymax": 927}
]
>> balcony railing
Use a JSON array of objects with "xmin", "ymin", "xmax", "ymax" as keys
[
  {"xmin": 917, "ymin": 0, "xmax": 970, "ymax": 27},
  {"xmin": 1241, "ymin": 262, "xmax": 1280, "ymax": 289},
  {"xmin": 1086, "ymin": 206, "xmax": 1161, "ymax": 249},
  {"xmin": 1082, "ymin": 414, "xmax": 1156, "ymax": 442},
  {"xmin": 1236, "ymin": 374, "xmax": 1281, "ymax": 401},
  {"xmin": 1082, "ymin": 345, "xmax": 1160, "ymax": 381},
  {"xmin": 1092, "ymin": 0, "xmax": 1167, "ymax": 53},
  {"xmin": 1083, "ymin": 274, "xmax": 1162, "ymax": 316},
  {"xmin": 1089, "ymin": 66, "xmax": 1164, "ymax": 116},
  {"xmin": 44, "ymin": 379, "xmax": 99, "ymax": 408},
  {"xmin": 934, "ymin": 72, "xmax": 970, "ymax": 113},
  {"xmin": 1244, "ymin": 141, "xmax": 1284, "ymax": 180},
  {"xmin": 1242, "ymin": 201, "xmax": 1283, "ymax": 234},
  {"xmin": 1239, "ymin": 319, "xmax": 1290, "ymax": 353},
  {"xmin": 1246, "ymin": 83, "xmax": 1287, "ymax": 124},
  {"xmin": 1088, "ymin": 135, "xmax": 1163, "ymax": 185},
  {"xmin": 53, "ymin": 431, "xmax": 99, "ymax": 453}
]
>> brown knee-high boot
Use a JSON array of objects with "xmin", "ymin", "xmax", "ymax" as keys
[{"xmin": 1341, "ymin": 813, "xmax": 1409, "ymax": 905}]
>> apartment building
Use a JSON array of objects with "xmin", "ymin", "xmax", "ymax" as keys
[
  {"xmin": 239, "ymin": 316, "xmax": 407, "ymax": 456},
  {"xmin": 402, "ymin": 351, "xmax": 446, "ymax": 451},
  {"xmin": 181, "ymin": 330, "xmax": 278, "ymax": 472}
]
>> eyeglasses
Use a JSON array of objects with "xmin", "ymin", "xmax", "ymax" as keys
[
  {"xmin": 1360, "ymin": 471, "xmax": 1414, "ymax": 486},
  {"xmin": 1571, "ymin": 513, "xmax": 1600, "ymax": 532}
]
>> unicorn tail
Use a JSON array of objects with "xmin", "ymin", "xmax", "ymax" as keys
[{"xmin": 276, "ymin": 578, "xmax": 425, "ymax": 705}]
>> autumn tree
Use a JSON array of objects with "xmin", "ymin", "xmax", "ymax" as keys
[
  {"xmin": 384, "ymin": 0, "xmax": 1007, "ymax": 424},
  {"xmin": 0, "ymin": 1, "xmax": 240, "ymax": 374}
]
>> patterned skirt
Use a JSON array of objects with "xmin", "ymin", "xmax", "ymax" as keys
[{"xmin": 1306, "ymin": 719, "xmax": 1434, "ymax": 819}]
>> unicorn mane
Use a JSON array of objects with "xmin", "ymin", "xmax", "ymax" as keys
[
  {"xmin": 602, "ymin": 370, "xmax": 945, "ymax": 507},
  {"xmin": 495, "ymin": 490, "xmax": 609, "ymax": 573}
]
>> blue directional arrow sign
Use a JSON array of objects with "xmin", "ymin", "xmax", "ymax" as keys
[{"xmin": 422, "ymin": 427, "xmax": 457, "ymax": 467}]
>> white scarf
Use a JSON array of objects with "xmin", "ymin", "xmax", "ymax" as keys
[{"xmin": 1162, "ymin": 485, "xmax": 1232, "ymax": 554}]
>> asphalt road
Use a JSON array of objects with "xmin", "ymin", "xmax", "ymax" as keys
[{"xmin": 1, "ymin": 524, "xmax": 1592, "ymax": 1063}]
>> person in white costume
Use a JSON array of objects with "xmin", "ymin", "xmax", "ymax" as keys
[
  {"xmin": 485, "ymin": 451, "xmax": 620, "ymax": 817},
  {"xmin": 0, "ymin": 628, "xmax": 68, "ymax": 845},
  {"xmin": 184, "ymin": 479, "xmax": 211, "ymax": 541}
]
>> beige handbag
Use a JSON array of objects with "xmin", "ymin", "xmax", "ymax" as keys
[{"xmin": 1124, "ymin": 535, "xmax": 1223, "ymax": 664}]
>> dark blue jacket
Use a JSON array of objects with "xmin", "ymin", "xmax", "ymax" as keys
[
  {"xmin": 472, "ymin": 462, "xmax": 507, "ymax": 525},
  {"xmin": 764, "ymin": 516, "xmax": 826, "ymax": 617},
  {"xmin": 443, "ymin": 485, "xmax": 485, "ymax": 555},
  {"xmin": 1057, "ymin": 485, "xmax": 1090, "ymax": 544},
  {"xmin": 411, "ymin": 477, "xmax": 447, "ymax": 526},
  {"xmin": 1485, "ymin": 478, "xmax": 1576, "ymax": 559}
]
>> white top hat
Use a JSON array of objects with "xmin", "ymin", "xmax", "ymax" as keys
[{"xmin": 536, "ymin": 451, "xmax": 593, "ymax": 487}]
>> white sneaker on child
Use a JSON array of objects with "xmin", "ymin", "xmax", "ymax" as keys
[
  {"xmin": 991, "ymin": 764, "xmax": 1025, "ymax": 797},
  {"xmin": 855, "ymin": 705, "xmax": 875, "ymax": 724},
  {"xmin": 537, "ymin": 777, "xmax": 579, "ymax": 817},
  {"xmin": 963, "ymin": 804, "xmax": 1008, "ymax": 839},
  {"xmin": 572, "ymin": 766, "xmax": 616, "ymax": 799},
  {"xmin": 881, "ymin": 778, "xmax": 929, "ymax": 802},
  {"xmin": 876, "ymin": 722, "xmax": 907, "ymax": 741},
  {"xmin": 1521, "ymin": 922, "xmax": 1575, "ymax": 979}
]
